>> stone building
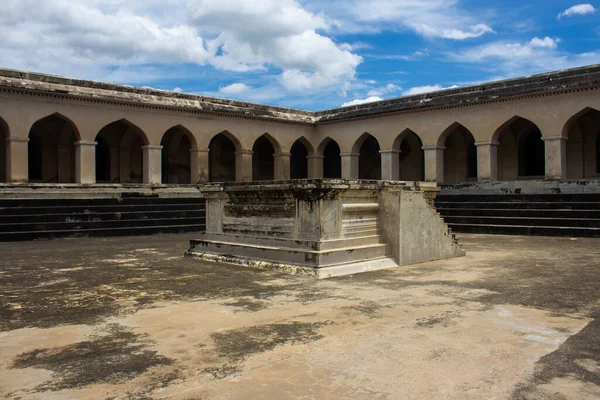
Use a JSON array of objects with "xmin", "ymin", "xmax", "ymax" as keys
[{"xmin": 0, "ymin": 64, "xmax": 599, "ymax": 187}]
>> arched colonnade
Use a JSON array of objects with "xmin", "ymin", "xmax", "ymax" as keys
[{"xmin": 0, "ymin": 109, "xmax": 599, "ymax": 184}]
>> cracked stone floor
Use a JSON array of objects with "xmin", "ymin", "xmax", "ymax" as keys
[{"xmin": 0, "ymin": 233, "xmax": 599, "ymax": 399}]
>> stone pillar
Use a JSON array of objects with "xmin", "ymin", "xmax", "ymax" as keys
[
  {"xmin": 422, "ymin": 146, "xmax": 444, "ymax": 182},
  {"xmin": 380, "ymin": 150, "xmax": 400, "ymax": 181},
  {"xmin": 75, "ymin": 141, "xmax": 97, "ymax": 184},
  {"xmin": 475, "ymin": 141, "xmax": 498, "ymax": 182},
  {"xmin": 544, "ymin": 136, "xmax": 567, "ymax": 180},
  {"xmin": 341, "ymin": 152, "xmax": 359, "ymax": 180},
  {"xmin": 191, "ymin": 148, "xmax": 209, "ymax": 184},
  {"xmin": 6, "ymin": 137, "xmax": 29, "ymax": 183},
  {"xmin": 274, "ymin": 152, "xmax": 291, "ymax": 180},
  {"xmin": 235, "ymin": 149, "xmax": 253, "ymax": 182},
  {"xmin": 142, "ymin": 145, "xmax": 163, "ymax": 184},
  {"xmin": 308, "ymin": 156, "xmax": 324, "ymax": 178}
]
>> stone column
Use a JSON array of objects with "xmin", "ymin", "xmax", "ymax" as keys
[
  {"xmin": 6, "ymin": 137, "xmax": 29, "ymax": 183},
  {"xmin": 422, "ymin": 146, "xmax": 445, "ymax": 182},
  {"xmin": 142, "ymin": 145, "xmax": 163, "ymax": 184},
  {"xmin": 274, "ymin": 152, "xmax": 291, "ymax": 180},
  {"xmin": 380, "ymin": 150, "xmax": 400, "ymax": 181},
  {"xmin": 235, "ymin": 149, "xmax": 253, "ymax": 182},
  {"xmin": 191, "ymin": 148, "xmax": 209, "ymax": 184},
  {"xmin": 341, "ymin": 152, "xmax": 359, "ymax": 180},
  {"xmin": 75, "ymin": 141, "xmax": 97, "ymax": 184},
  {"xmin": 475, "ymin": 141, "xmax": 498, "ymax": 182},
  {"xmin": 543, "ymin": 136, "xmax": 567, "ymax": 180},
  {"xmin": 308, "ymin": 156, "xmax": 323, "ymax": 178}
]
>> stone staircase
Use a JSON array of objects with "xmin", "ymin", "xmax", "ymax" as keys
[
  {"xmin": 436, "ymin": 193, "xmax": 600, "ymax": 237},
  {"xmin": 0, "ymin": 196, "xmax": 206, "ymax": 241}
]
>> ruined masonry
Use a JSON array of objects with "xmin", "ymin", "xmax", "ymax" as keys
[{"xmin": 185, "ymin": 180, "xmax": 464, "ymax": 278}]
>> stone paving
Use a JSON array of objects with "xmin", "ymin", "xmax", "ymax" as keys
[{"xmin": 0, "ymin": 233, "xmax": 599, "ymax": 399}]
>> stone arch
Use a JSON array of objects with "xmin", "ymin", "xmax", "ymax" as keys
[
  {"xmin": 562, "ymin": 108, "xmax": 600, "ymax": 179},
  {"xmin": 28, "ymin": 113, "xmax": 81, "ymax": 183},
  {"xmin": 0, "ymin": 117, "xmax": 7, "ymax": 182},
  {"xmin": 95, "ymin": 119, "xmax": 148, "ymax": 183},
  {"xmin": 493, "ymin": 116, "xmax": 545, "ymax": 180},
  {"xmin": 353, "ymin": 133, "xmax": 381, "ymax": 180},
  {"xmin": 209, "ymin": 131, "xmax": 240, "ymax": 182},
  {"xmin": 393, "ymin": 129, "xmax": 424, "ymax": 181},
  {"xmin": 252, "ymin": 133, "xmax": 281, "ymax": 181},
  {"xmin": 161, "ymin": 125, "xmax": 196, "ymax": 184},
  {"xmin": 439, "ymin": 123, "xmax": 477, "ymax": 183},
  {"xmin": 290, "ymin": 137, "xmax": 313, "ymax": 179},
  {"xmin": 318, "ymin": 137, "xmax": 341, "ymax": 179}
]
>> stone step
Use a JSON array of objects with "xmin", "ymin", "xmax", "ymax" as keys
[
  {"xmin": 0, "ymin": 203, "xmax": 205, "ymax": 215},
  {"xmin": 0, "ymin": 224, "xmax": 206, "ymax": 242},
  {"xmin": 0, "ymin": 197, "xmax": 205, "ymax": 207},
  {"xmin": 437, "ymin": 208, "xmax": 600, "ymax": 218},
  {"xmin": 442, "ymin": 216, "xmax": 600, "ymax": 228},
  {"xmin": 437, "ymin": 194, "xmax": 600, "ymax": 202},
  {"xmin": 0, "ymin": 217, "xmax": 206, "ymax": 233},
  {"xmin": 0, "ymin": 210, "xmax": 205, "ymax": 223},
  {"xmin": 188, "ymin": 238, "xmax": 389, "ymax": 268},
  {"xmin": 342, "ymin": 229, "xmax": 380, "ymax": 238},
  {"xmin": 447, "ymin": 223, "xmax": 600, "ymax": 238},
  {"xmin": 436, "ymin": 201, "xmax": 600, "ymax": 210}
]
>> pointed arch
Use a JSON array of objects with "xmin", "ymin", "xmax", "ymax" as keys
[
  {"xmin": 161, "ymin": 125, "xmax": 196, "ymax": 184},
  {"xmin": 493, "ymin": 116, "xmax": 544, "ymax": 180},
  {"xmin": 252, "ymin": 133, "xmax": 280, "ymax": 181},
  {"xmin": 318, "ymin": 137, "xmax": 341, "ymax": 179},
  {"xmin": 209, "ymin": 131, "xmax": 239, "ymax": 182},
  {"xmin": 0, "ymin": 117, "xmax": 7, "ymax": 182},
  {"xmin": 95, "ymin": 119, "xmax": 148, "ymax": 183},
  {"xmin": 393, "ymin": 129, "xmax": 424, "ymax": 181},
  {"xmin": 290, "ymin": 137, "xmax": 314, "ymax": 180},
  {"xmin": 562, "ymin": 107, "xmax": 600, "ymax": 179},
  {"xmin": 28, "ymin": 113, "xmax": 81, "ymax": 183},
  {"xmin": 353, "ymin": 133, "xmax": 381, "ymax": 180},
  {"xmin": 439, "ymin": 122, "xmax": 477, "ymax": 183}
]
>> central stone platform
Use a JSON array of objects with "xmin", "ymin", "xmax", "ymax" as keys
[{"xmin": 185, "ymin": 180, "xmax": 465, "ymax": 278}]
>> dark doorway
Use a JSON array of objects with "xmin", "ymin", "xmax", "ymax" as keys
[
  {"xmin": 323, "ymin": 140, "xmax": 341, "ymax": 178},
  {"xmin": 209, "ymin": 133, "xmax": 237, "ymax": 182},
  {"xmin": 95, "ymin": 120, "xmax": 146, "ymax": 183},
  {"xmin": 161, "ymin": 127, "xmax": 192, "ymax": 184},
  {"xmin": 252, "ymin": 136, "xmax": 275, "ymax": 181},
  {"xmin": 518, "ymin": 128, "xmax": 545, "ymax": 177},
  {"xmin": 95, "ymin": 136, "xmax": 111, "ymax": 183},
  {"xmin": 397, "ymin": 130, "xmax": 424, "ymax": 181},
  {"xmin": 290, "ymin": 140, "xmax": 309, "ymax": 179},
  {"xmin": 359, "ymin": 135, "xmax": 381, "ymax": 180}
]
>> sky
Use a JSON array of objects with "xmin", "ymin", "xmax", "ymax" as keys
[{"xmin": 0, "ymin": 1, "xmax": 598, "ymax": 110}]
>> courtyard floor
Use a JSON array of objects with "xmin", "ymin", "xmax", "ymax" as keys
[{"xmin": 0, "ymin": 233, "xmax": 599, "ymax": 399}]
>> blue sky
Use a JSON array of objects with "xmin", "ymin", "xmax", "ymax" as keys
[{"xmin": 0, "ymin": 1, "xmax": 598, "ymax": 110}]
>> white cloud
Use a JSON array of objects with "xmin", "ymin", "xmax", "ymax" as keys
[
  {"xmin": 173, "ymin": 87, "xmax": 183, "ymax": 93},
  {"xmin": 447, "ymin": 36, "xmax": 600, "ymax": 78},
  {"xmin": 341, "ymin": 96, "xmax": 383, "ymax": 107},
  {"xmin": 219, "ymin": 83, "xmax": 251, "ymax": 94},
  {"xmin": 557, "ymin": 4, "xmax": 596, "ymax": 19},
  {"xmin": 310, "ymin": 0, "xmax": 494, "ymax": 40},
  {"xmin": 0, "ymin": 0, "xmax": 362, "ymax": 94},
  {"xmin": 402, "ymin": 84, "xmax": 459, "ymax": 96},
  {"xmin": 368, "ymin": 83, "xmax": 402, "ymax": 97}
]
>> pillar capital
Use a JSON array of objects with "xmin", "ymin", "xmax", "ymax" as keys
[
  {"xmin": 236, "ymin": 149, "xmax": 254, "ymax": 155},
  {"xmin": 74, "ymin": 140, "xmax": 97, "ymax": 147},
  {"xmin": 141, "ymin": 145, "xmax": 163, "ymax": 151},
  {"xmin": 475, "ymin": 140, "xmax": 499, "ymax": 147},
  {"xmin": 5, "ymin": 136, "xmax": 29, "ymax": 144},
  {"xmin": 340, "ymin": 152, "xmax": 360, "ymax": 157},
  {"xmin": 190, "ymin": 147, "xmax": 210, "ymax": 154},
  {"xmin": 307, "ymin": 155, "xmax": 324, "ymax": 160},
  {"xmin": 542, "ymin": 136, "xmax": 567, "ymax": 142},
  {"xmin": 379, "ymin": 149, "xmax": 401, "ymax": 155},
  {"xmin": 274, "ymin": 152, "xmax": 291, "ymax": 158},
  {"xmin": 422, "ymin": 145, "xmax": 445, "ymax": 151}
]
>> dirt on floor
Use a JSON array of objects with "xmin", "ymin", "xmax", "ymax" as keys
[{"xmin": 0, "ymin": 233, "xmax": 599, "ymax": 399}]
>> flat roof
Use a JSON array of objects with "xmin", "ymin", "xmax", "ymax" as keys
[{"xmin": 1, "ymin": 64, "xmax": 600, "ymax": 124}]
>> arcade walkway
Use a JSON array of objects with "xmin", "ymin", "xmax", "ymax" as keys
[{"xmin": 0, "ymin": 234, "xmax": 598, "ymax": 399}]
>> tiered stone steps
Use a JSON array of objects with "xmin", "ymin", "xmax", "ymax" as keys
[
  {"xmin": 0, "ymin": 196, "xmax": 206, "ymax": 241},
  {"xmin": 436, "ymin": 193, "xmax": 600, "ymax": 237}
]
